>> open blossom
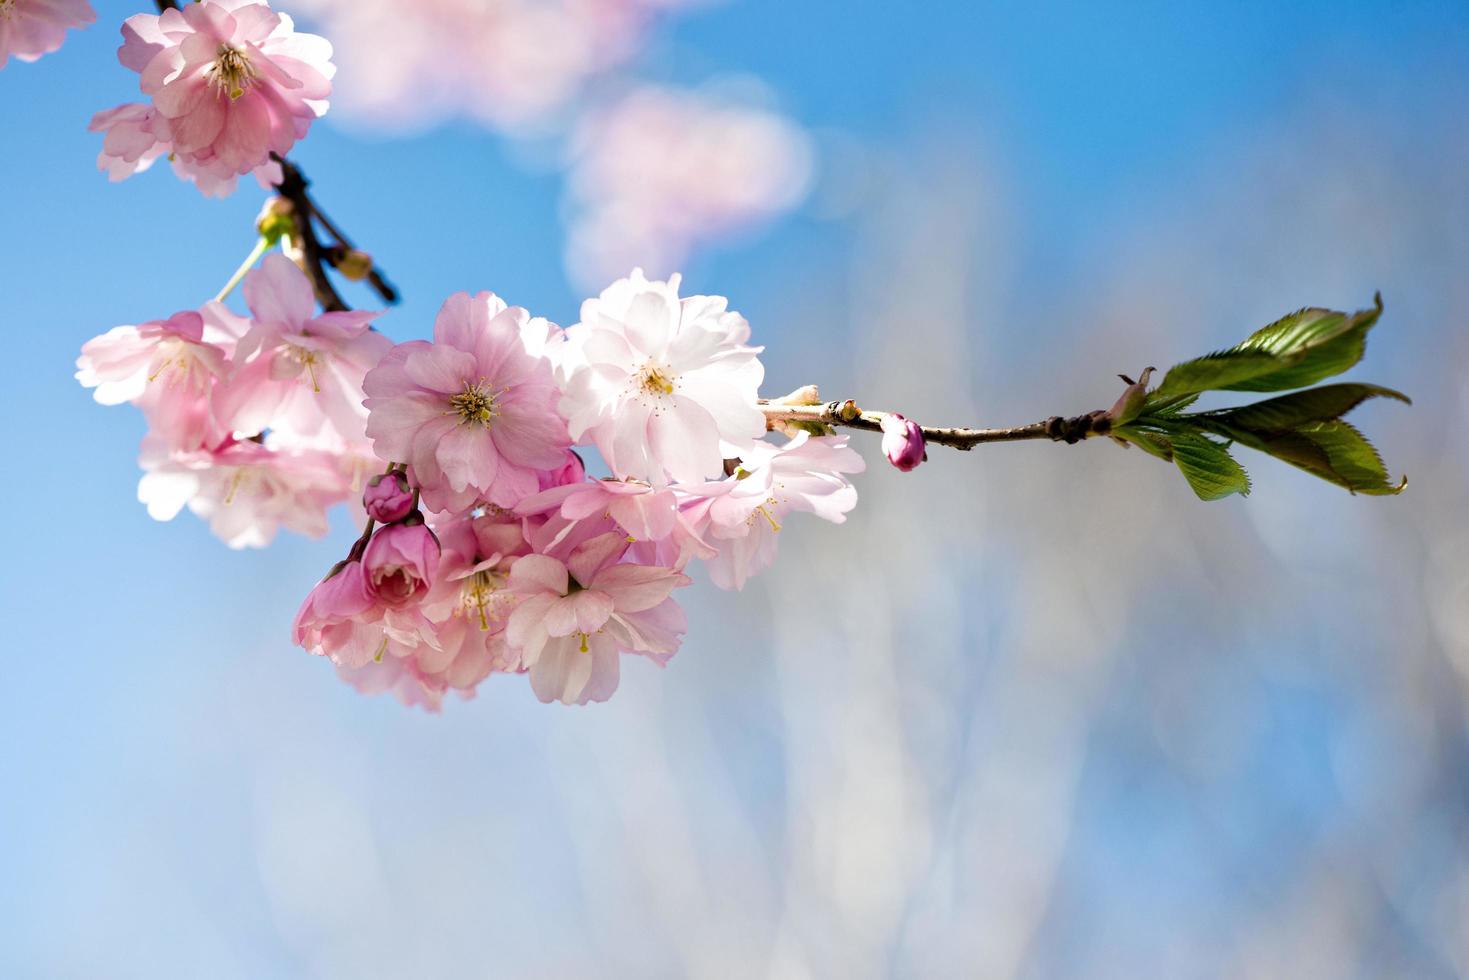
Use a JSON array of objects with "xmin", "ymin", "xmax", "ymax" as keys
[
  {"xmin": 0, "ymin": 0, "xmax": 93, "ymax": 69},
  {"xmin": 685, "ymin": 432, "xmax": 864, "ymax": 590},
  {"xmin": 560, "ymin": 270, "xmax": 766, "ymax": 485},
  {"xmin": 114, "ymin": 0, "xmax": 333, "ymax": 189},
  {"xmin": 362, "ymin": 523, "xmax": 440, "ymax": 608},
  {"xmin": 137, "ymin": 435, "xmax": 349, "ymax": 548},
  {"xmin": 363, "ymin": 292, "xmax": 571, "ymax": 512},
  {"xmin": 336, "ymin": 654, "xmax": 446, "ymax": 711},
  {"xmin": 415, "ymin": 511, "xmax": 529, "ymax": 684},
  {"xmin": 880, "ymin": 412, "xmax": 926, "ymax": 472},
  {"xmin": 89, "ymin": 102, "xmax": 284, "ymax": 195},
  {"xmin": 89, "ymin": 103, "xmax": 168, "ymax": 181},
  {"xmin": 76, "ymin": 308, "xmax": 239, "ymax": 452},
  {"xmin": 506, "ymin": 532, "xmax": 688, "ymax": 705},
  {"xmin": 214, "ymin": 254, "xmax": 386, "ymax": 442}
]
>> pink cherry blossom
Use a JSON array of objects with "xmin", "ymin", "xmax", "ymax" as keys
[
  {"xmin": 336, "ymin": 654, "xmax": 446, "ymax": 711},
  {"xmin": 213, "ymin": 254, "xmax": 387, "ymax": 442},
  {"xmin": 363, "ymin": 291, "xmax": 571, "ymax": 512},
  {"xmin": 506, "ymin": 532, "xmax": 688, "ymax": 705},
  {"xmin": 88, "ymin": 101, "xmax": 284, "ymax": 196},
  {"xmin": 76, "ymin": 308, "xmax": 240, "ymax": 452},
  {"xmin": 880, "ymin": 412, "xmax": 926, "ymax": 472},
  {"xmin": 560, "ymin": 269, "xmax": 766, "ymax": 485},
  {"xmin": 415, "ymin": 511, "xmax": 529, "ymax": 682},
  {"xmin": 292, "ymin": 558, "xmax": 381, "ymax": 663},
  {"xmin": 362, "ymin": 523, "xmax": 440, "ymax": 607},
  {"xmin": 137, "ymin": 434, "xmax": 350, "ymax": 548},
  {"xmin": 0, "ymin": 0, "xmax": 93, "ymax": 69},
  {"xmin": 564, "ymin": 85, "xmax": 813, "ymax": 289},
  {"xmin": 516, "ymin": 477, "xmax": 715, "ymax": 569},
  {"xmin": 115, "ymin": 0, "xmax": 333, "ymax": 189},
  {"xmin": 362, "ymin": 471, "xmax": 414, "ymax": 523},
  {"xmin": 89, "ymin": 103, "xmax": 168, "ymax": 181},
  {"xmin": 685, "ymin": 432, "xmax": 864, "ymax": 590}
]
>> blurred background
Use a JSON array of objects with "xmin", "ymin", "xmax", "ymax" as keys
[{"xmin": 4, "ymin": 1, "xmax": 1469, "ymax": 976}]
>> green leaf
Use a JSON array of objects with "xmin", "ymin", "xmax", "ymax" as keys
[
  {"xmin": 1151, "ymin": 294, "xmax": 1383, "ymax": 400},
  {"xmin": 1194, "ymin": 418, "xmax": 1406, "ymax": 495},
  {"xmin": 1168, "ymin": 432, "xmax": 1252, "ymax": 500},
  {"xmin": 1194, "ymin": 383, "xmax": 1410, "ymax": 431}
]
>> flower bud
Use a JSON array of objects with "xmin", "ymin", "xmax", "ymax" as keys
[
  {"xmin": 771, "ymin": 384, "xmax": 822, "ymax": 406},
  {"xmin": 256, "ymin": 196, "xmax": 296, "ymax": 246},
  {"xmin": 362, "ymin": 524, "xmax": 440, "ymax": 608},
  {"xmin": 363, "ymin": 470, "xmax": 415, "ymax": 524},
  {"xmin": 880, "ymin": 413, "xmax": 926, "ymax": 472},
  {"xmin": 333, "ymin": 248, "xmax": 374, "ymax": 282},
  {"xmin": 1104, "ymin": 366, "xmax": 1155, "ymax": 427}
]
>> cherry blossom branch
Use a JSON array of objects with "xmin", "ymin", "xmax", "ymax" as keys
[
  {"xmin": 759, "ymin": 398, "xmax": 1112, "ymax": 450},
  {"xmin": 268, "ymin": 155, "xmax": 399, "ymax": 312},
  {"xmin": 269, "ymin": 154, "xmax": 350, "ymax": 311}
]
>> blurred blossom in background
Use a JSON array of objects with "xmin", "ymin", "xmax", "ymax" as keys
[
  {"xmin": 5, "ymin": 2, "xmax": 1469, "ymax": 978},
  {"xmin": 562, "ymin": 83, "xmax": 813, "ymax": 289},
  {"xmin": 285, "ymin": 0, "xmax": 689, "ymax": 134}
]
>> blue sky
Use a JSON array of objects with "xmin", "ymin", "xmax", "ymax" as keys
[{"xmin": 4, "ymin": 2, "xmax": 1469, "ymax": 976}]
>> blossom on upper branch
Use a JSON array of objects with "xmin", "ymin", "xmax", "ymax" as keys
[
  {"xmin": 363, "ymin": 292, "xmax": 571, "ymax": 513},
  {"xmin": 559, "ymin": 269, "xmax": 766, "ymax": 485},
  {"xmin": 0, "ymin": 0, "xmax": 93, "ymax": 69},
  {"xmin": 109, "ymin": 0, "xmax": 333, "ymax": 193}
]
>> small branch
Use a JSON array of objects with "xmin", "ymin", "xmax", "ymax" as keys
[
  {"xmin": 305, "ymin": 194, "xmax": 399, "ymax": 304},
  {"xmin": 270, "ymin": 154, "xmax": 350, "ymax": 312},
  {"xmin": 759, "ymin": 399, "xmax": 1112, "ymax": 450}
]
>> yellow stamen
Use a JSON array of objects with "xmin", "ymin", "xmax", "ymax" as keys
[
  {"xmin": 208, "ymin": 46, "xmax": 258, "ymax": 101},
  {"xmin": 579, "ymin": 633, "xmax": 590, "ymax": 654},
  {"xmin": 449, "ymin": 381, "xmax": 499, "ymax": 427},
  {"xmin": 222, "ymin": 469, "xmax": 247, "ymax": 506},
  {"xmin": 756, "ymin": 504, "xmax": 782, "ymax": 532}
]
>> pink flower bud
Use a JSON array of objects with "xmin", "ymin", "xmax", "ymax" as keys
[
  {"xmin": 538, "ymin": 450, "xmax": 586, "ymax": 490},
  {"xmin": 880, "ymin": 413, "xmax": 926, "ymax": 472},
  {"xmin": 363, "ymin": 524, "xmax": 441, "ymax": 607},
  {"xmin": 363, "ymin": 471, "xmax": 415, "ymax": 524}
]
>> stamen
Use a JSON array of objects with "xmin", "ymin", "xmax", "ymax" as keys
[
  {"xmin": 579, "ymin": 633, "xmax": 589, "ymax": 654},
  {"xmin": 222, "ymin": 469, "xmax": 247, "ymax": 506},
  {"xmin": 296, "ymin": 348, "xmax": 322, "ymax": 393},
  {"xmin": 449, "ymin": 381, "xmax": 498, "ymax": 427},
  {"xmin": 207, "ymin": 46, "xmax": 258, "ymax": 101}
]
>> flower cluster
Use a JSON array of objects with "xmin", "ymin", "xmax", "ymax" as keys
[
  {"xmin": 89, "ymin": 0, "xmax": 334, "ymax": 197},
  {"xmin": 78, "ymin": 253, "xmax": 383, "ymax": 547},
  {"xmin": 79, "ymin": 262, "xmax": 873, "ymax": 708}
]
